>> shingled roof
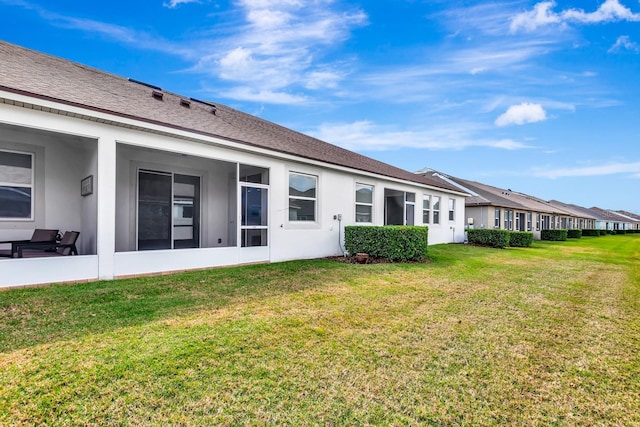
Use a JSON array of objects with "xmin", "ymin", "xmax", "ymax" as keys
[
  {"xmin": 588, "ymin": 207, "xmax": 636, "ymax": 223},
  {"xmin": 419, "ymin": 169, "xmax": 568, "ymax": 214},
  {"xmin": 0, "ymin": 41, "xmax": 463, "ymax": 194}
]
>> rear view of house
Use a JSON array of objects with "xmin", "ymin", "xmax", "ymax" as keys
[{"xmin": 0, "ymin": 41, "xmax": 468, "ymax": 288}]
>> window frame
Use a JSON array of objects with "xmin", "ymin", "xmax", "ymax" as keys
[
  {"xmin": 448, "ymin": 198, "xmax": 455, "ymax": 222},
  {"xmin": 355, "ymin": 182, "xmax": 374, "ymax": 223},
  {"xmin": 288, "ymin": 171, "xmax": 318, "ymax": 223},
  {"xmin": 0, "ymin": 148, "xmax": 34, "ymax": 221},
  {"xmin": 504, "ymin": 209, "xmax": 514, "ymax": 230},
  {"xmin": 432, "ymin": 196, "xmax": 441, "ymax": 225},
  {"xmin": 422, "ymin": 194, "xmax": 431, "ymax": 224}
]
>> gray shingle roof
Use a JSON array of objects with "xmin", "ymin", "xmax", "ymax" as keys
[
  {"xmin": 0, "ymin": 41, "xmax": 463, "ymax": 194},
  {"xmin": 420, "ymin": 170, "xmax": 566, "ymax": 213},
  {"xmin": 588, "ymin": 207, "xmax": 637, "ymax": 223}
]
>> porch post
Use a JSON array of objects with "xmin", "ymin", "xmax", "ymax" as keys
[{"xmin": 97, "ymin": 136, "xmax": 117, "ymax": 280}]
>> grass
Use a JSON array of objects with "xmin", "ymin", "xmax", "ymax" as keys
[{"xmin": 1, "ymin": 235, "xmax": 639, "ymax": 426}]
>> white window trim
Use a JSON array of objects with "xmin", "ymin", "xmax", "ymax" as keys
[
  {"xmin": 0, "ymin": 148, "xmax": 34, "ymax": 221},
  {"xmin": 432, "ymin": 196, "xmax": 441, "ymax": 225},
  {"xmin": 288, "ymin": 171, "xmax": 318, "ymax": 224},
  {"xmin": 355, "ymin": 182, "xmax": 374, "ymax": 224},
  {"xmin": 422, "ymin": 194, "xmax": 431, "ymax": 225},
  {"xmin": 448, "ymin": 198, "xmax": 455, "ymax": 222}
]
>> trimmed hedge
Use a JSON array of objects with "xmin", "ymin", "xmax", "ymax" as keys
[
  {"xmin": 615, "ymin": 230, "xmax": 627, "ymax": 234},
  {"xmin": 541, "ymin": 229, "xmax": 568, "ymax": 241},
  {"xmin": 467, "ymin": 229, "xmax": 510, "ymax": 249},
  {"xmin": 509, "ymin": 231, "xmax": 533, "ymax": 247},
  {"xmin": 599, "ymin": 230, "xmax": 608, "ymax": 236},
  {"xmin": 581, "ymin": 229, "xmax": 600, "ymax": 237},
  {"xmin": 567, "ymin": 229, "xmax": 582, "ymax": 239},
  {"xmin": 344, "ymin": 225, "xmax": 428, "ymax": 262}
]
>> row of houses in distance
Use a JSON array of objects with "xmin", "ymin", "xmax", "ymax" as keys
[{"xmin": 418, "ymin": 169, "xmax": 640, "ymax": 239}]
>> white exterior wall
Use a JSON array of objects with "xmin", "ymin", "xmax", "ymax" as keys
[{"xmin": 0, "ymin": 95, "xmax": 467, "ymax": 289}]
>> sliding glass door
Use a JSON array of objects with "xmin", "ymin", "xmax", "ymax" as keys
[
  {"xmin": 138, "ymin": 170, "xmax": 200, "ymax": 250},
  {"xmin": 173, "ymin": 174, "xmax": 200, "ymax": 249}
]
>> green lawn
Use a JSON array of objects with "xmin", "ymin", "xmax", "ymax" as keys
[{"xmin": 1, "ymin": 236, "xmax": 639, "ymax": 426}]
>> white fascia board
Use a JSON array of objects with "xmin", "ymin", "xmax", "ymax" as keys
[{"xmin": 0, "ymin": 90, "xmax": 468, "ymax": 197}]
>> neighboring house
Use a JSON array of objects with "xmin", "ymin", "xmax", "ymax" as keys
[
  {"xmin": 615, "ymin": 211, "xmax": 640, "ymax": 230},
  {"xmin": 418, "ymin": 170, "xmax": 597, "ymax": 240},
  {"xmin": 540, "ymin": 200, "xmax": 598, "ymax": 231},
  {"xmin": 0, "ymin": 41, "xmax": 468, "ymax": 288},
  {"xmin": 588, "ymin": 207, "xmax": 635, "ymax": 231}
]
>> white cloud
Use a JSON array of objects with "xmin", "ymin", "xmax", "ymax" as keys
[
  {"xmin": 511, "ymin": 0, "xmax": 640, "ymax": 32},
  {"xmin": 163, "ymin": 0, "xmax": 199, "ymax": 8},
  {"xmin": 533, "ymin": 162, "xmax": 640, "ymax": 178},
  {"xmin": 510, "ymin": 1, "xmax": 562, "ymax": 32},
  {"xmin": 495, "ymin": 103, "xmax": 547, "ymax": 126},
  {"xmin": 185, "ymin": 0, "xmax": 367, "ymax": 102},
  {"xmin": 609, "ymin": 35, "xmax": 640, "ymax": 53},
  {"xmin": 218, "ymin": 87, "xmax": 308, "ymax": 104},
  {"xmin": 308, "ymin": 121, "xmax": 531, "ymax": 152}
]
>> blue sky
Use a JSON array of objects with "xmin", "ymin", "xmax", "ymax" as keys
[{"xmin": 1, "ymin": 0, "xmax": 639, "ymax": 212}]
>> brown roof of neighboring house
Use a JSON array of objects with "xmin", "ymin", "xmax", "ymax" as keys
[
  {"xmin": 616, "ymin": 210, "xmax": 640, "ymax": 222},
  {"xmin": 543, "ymin": 200, "xmax": 597, "ymax": 220},
  {"xmin": 420, "ymin": 170, "xmax": 570, "ymax": 214},
  {"xmin": 589, "ymin": 207, "xmax": 637, "ymax": 223},
  {"xmin": 0, "ymin": 41, "xmax": 463, "ymax": 194}
]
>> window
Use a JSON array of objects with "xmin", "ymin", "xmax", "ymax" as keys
[
  {"xmin": 527, "ymin": 212, "xmax": 532, "ymax": 231},
  {"xmin": 355, "ymin": 183, "xmax": 373, "ymax": 223},
  {"xmin": 289, "ymin": 172, "xmax": 317, "ymax": 222},
  {"xmin": 0, "ymin": 150, "xmax": 33, "ymax": 219},
  {"xmin": 515, "ymin": 213, "xmax": 520, "ymax": 231},
  {"xmin": 384, "ymin": 189, "xmax": 416, "ymax": 225},
  {"xmin": 448, "ymin": 198, "xmax": 455, "ymax": 221},
  {"xmin": 422, "ymin": 194, "xmax": 431, "ymax": 224},
  {"xmin": 504, "ymin": 209, "xmax": 513, "ymax": 230},
  {"xmin": 432, "ymin": 196, "xmax": 441, "ymax": 224},
  {"xmin": 536, "ymin": 213, "xmax": 540, "ymax": 231},
  {"xmin": 495, "ymin": 208, "xmax": 501, "ymax": 228},
  {"xmin": 405, "ymin": 192, "xmax": 415, "ymax": 226},
  {"xmin": 541, "ymin": 215, "xmax": 550, "ymax": 230}
]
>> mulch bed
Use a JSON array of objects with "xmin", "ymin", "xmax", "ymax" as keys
[{"xmin": 325, "ymin": 255, "xmax": 430, "ymax": 264}]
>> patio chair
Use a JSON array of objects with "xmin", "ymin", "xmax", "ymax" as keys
[
  {"xmin": 14, "ymin": 231, "xmax": 80, "ymax": 259},
  {"xmin": 0, "ymin": 229, "xmax": 59, "ymax": 258}
]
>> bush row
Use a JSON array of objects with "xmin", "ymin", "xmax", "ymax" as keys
[
  {"xmin": 582, "ymin": 229, "xmax": 640, "ymax": 236},
  {"xmin": 344, "ymin": 226, "xmax": 429, "ymax": 262},
  {"xmin": 466, "ymin": 229, "xmax": 534, "ymax": 248},
  {"xmin": 541, "ymin": 229, "xmax": 568, "ymax": 241},
  {"xmin": 509, "ymin": 231, "xmax": 534, "ymax": 247},
  {"xmin": 567, "ymin": 229, "xmax": 582, "ymax": 239}
]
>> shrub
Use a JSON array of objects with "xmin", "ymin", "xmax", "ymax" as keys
[
  {"xmin": 344, "ymin": 226, "xmax": 428, "ymax": 262},
  {"xmin": 599, "ymin": 230, "xmax": 608, "ymax": 236},
  {"xmin": 467, "ymin": 229, "xmax": 510, "ymax": 249},
  {"xmin": 615, "ymin": 229, "xmax": 627, "ymax": 234},
  {"xmin": 541, "ymin": 229, "xmax": 568, "ymax": 241},
  {"xmin": 509, "ymin": 231, "xmax": 533, "ymax": 247},
  {"xmin": 567, "ymin": 229, "xmax": 582, "ymax": 239},
  {"xmin": 581, "ymin": 229, "xmax": 600, "ymax": 237}
]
